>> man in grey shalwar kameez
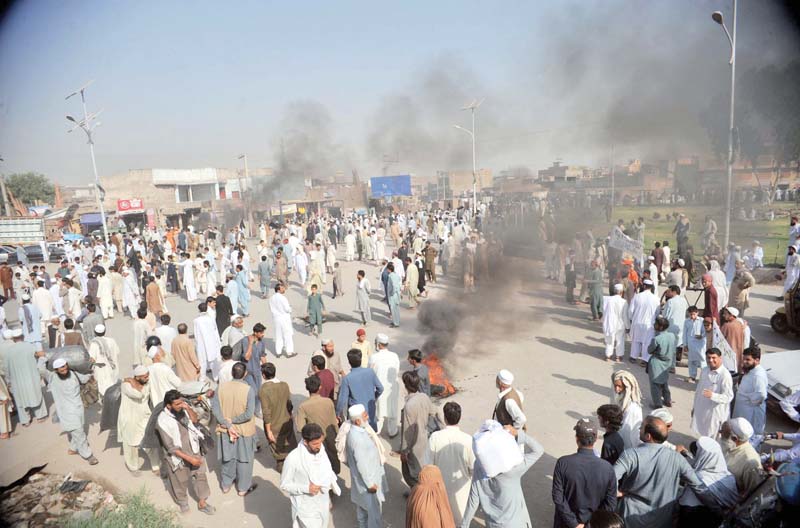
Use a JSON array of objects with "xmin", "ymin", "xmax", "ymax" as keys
[
  {"xmin": 345, "ymin": 403, "xmax": 387, "ymax": 528},
  {"xmin": 614, "ymin": 416, "xmax": 711, "ymax": 528},
  {"xmin": 36, "ymin": 356, "xmax": 98, "ymax": 464},
  {"xmin": 4, "ymin": 329, "xmax": 47, "ymax": 425},
  {"xmin": 460, "ymin": 425, "xmax": 544, "ymax": 528},
  {"xmin": 399, "ymin": 370, "xmax": 440, "ymax": 487},
  {"xmin": 211, "ymin": 362, "xmax": 258, "ymax": 495}
]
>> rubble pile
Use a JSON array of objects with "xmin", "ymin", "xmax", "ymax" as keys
[{"xmin": 0, "ymin": 471, "xmax": 117, "ymax": 527}]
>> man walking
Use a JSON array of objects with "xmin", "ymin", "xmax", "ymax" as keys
[
  {"xmin": 280, "ymin": 423, "xmax": 341, "ymax": 528},
  {"xmin": 118, "ymin": 365, "xmax": 158, "ymax": 474},
  {"xmin": 629, "ymin": 280, "xmax": 659, "ymax": 364},
  {"xmin": 259, "ymin": 362, "xmax": 297, "ymax": 473},
  {"xmin": 296, "ymin": 375, "xmax": 340, "ymax": 474},
  {"xmin": 4, "ymin": 328, "xmax": 47, "ymax": 427},
  {"xmin": 369, "ymin": 333, "xmax": 400, "ymax": 437},
  {"xmin": 552, "ymin": 418, "xmax": 617, "ymax": 528},
  {"xmin": 36, "ymin": 356, "xmax": 98, "ymax": 464},
  {"xmin": 87, "ymin": 324, "xmax": 120, "ymax": 397},
  {"xmin": 493, "ymin": 369, "xmax": 526, "ymax": 430},
  {"xmin": 647, "ymin": 316, "xmax": 676, "ymax": 408}
]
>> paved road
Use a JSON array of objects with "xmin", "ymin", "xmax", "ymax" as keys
[{"xmin": 0, "ymin": 247, "xmax": 796, "ymax": 527}]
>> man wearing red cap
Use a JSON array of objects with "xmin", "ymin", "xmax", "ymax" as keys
[{"xmin": 351, "ymin": 328, "xmax": 374, "ymax": 367}]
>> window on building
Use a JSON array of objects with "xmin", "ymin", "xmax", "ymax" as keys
[{"xmin": 177, "ymin": 185, "xmax": 191, "ymax": 203}]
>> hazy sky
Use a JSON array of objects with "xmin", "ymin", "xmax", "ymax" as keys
[{"xmin": 1, "ymin": 0, "xmax": 798, "ymax": 185}]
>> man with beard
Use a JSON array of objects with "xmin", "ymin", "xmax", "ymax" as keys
[
  {"xmin": 36, "ymin": 356, "xmax": 98, "ymax": 464},
  {"xmin": 259, "ymin": 362, "xmax": 297, "ymax": 473},
  {"xmin": 399, "ymin": 370, "xmax": 440, "ymax": 488},
  {"xmin": 212, "ymin": 362, "xmax": 258, "ymax": 495},
  {"xmin": 156, "ymin": 390, "xmax": 215, "ymax": 515},
  {"xmin": 87, "ymin": 324, "xmax": 120, "ymax": 397},
  {"xmin": 280, "ymin": 423, "xmax": 341, "ymax": 528},
  {"xmin": 346, "ymin": 404, "xmax": 388, "ymax": 528},
  {"xmin": 5, "ymin": 328, "xmax": 47, "ymax": 428},
  {"xmin": 118, "ymin": 365, "xmax": 159, "ymax": 474},
  {"xmin": 732, "ymin": 346, "xmax": 768, "ymax": 436}
]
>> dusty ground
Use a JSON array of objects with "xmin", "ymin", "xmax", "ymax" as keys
[{"xmin": 0, "ymin": 243, "xmax": 797, "ymax": 527}]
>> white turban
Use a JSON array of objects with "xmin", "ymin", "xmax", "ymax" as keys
[
  {"xmin": 643, "ymin": 279, "xmax": 654, "ymax": 286},
  {"xmin": 727, "ymin": 307, "xmax": 739, "ymax": 318},
  {"xmin": 649, "ymin": 407, "xmax": 673, "ymax": 425},
  {"xmin": 497, "ymin": 369, "xmax": 514, "ymax": 385},
  {"xmin": 94, "ymin": 324, "xmax": 106, "ymax": 335},
  {"xmin": 728, "ymin": 417, "xmax": 754, "ymax": 441},
  {"xmin": 133, "ymin": 365, "xmax": 149, "ymax": 377},
  {"xmin": 613, "ymin": 283, "xmax": 624, "ymax": 292},
  {"xmin": 376, "ymin": 333, "xmax": 389, "ymax": 345},
  {"xmin": 677, "ymin": 258, "xmax": 685, "ymax": 266},
  {"xmin": 21, "ymin": 294, "xmax": 31, "ymax": 301},
  {"xmin": 147, "ymin": 346, "xmax": 160, "ymax": 359},
  {"xmin": 52, "ymin": 358, "xmax": 67, "ymax": 369},
  {"xmin": 348, "ymin": 404, "xmax": 366, "ymax": 420},
  {"xmin": 231, "ymin": 315, "xmax": 243, "ymax": 322},
  {"xmin": 10, "ymin": 328, "xmax": 22, "ymax": 338}
]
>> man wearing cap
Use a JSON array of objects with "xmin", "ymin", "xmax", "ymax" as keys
[
  {"xmin": 148, "ymin": 345, "xmax": 181, "ymax": 405},
  {"xmin": 351, "ymin": 328, "xmax": 373, "ymax": 368},
  {"xmin": 87, "ymin": 324, "xmax": 120, "ymax": 397},
  {"xmin": 493, "ymin": 369, "xmax": 526, "ymax": 430},
  {"xmin": 691, "ymin": 348, "xmax": 733, "ymax": 438},
  {"xmin": 5, "ymin": 329, "xmax": 47, "ymax": 427},
  {"xmin": 119, "ymin": 365, "xmax": 159, "ymax": 473},
  {"xmin": 720, "ymin": 418, "xmax": 765, "ymax": 496},
  {"xmin": 552, "ymin": 417, "xmax": 617, "ymax": 528},
  {"xmin": 37, "ymin": 354, "xmax": 97, "ymax": 464},
  {"xmin": 222, "ymin": 314, "xmax": 246, "ymax": 356},
  {"xmin": 602, "ymin": 284, "xmax": 629, "ymax": 362},
  {"xmin": 345, "ymin": 403, "xmax": 387, "ymax": 528},
  {"xmin": 369, "ymin": 334, "xmax": 400, "ymax": 437},
  {"xmin": 629, "ymin": 279, "xmax": 659, "ymax": 364},
  {"xmin": 18, "ymin": 295, "xmax": 43, "ymax": 352}
]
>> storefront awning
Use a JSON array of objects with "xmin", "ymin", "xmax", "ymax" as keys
[{"xmin": 80, "ymin": 213, "xmax": 104, "ymax": 225}]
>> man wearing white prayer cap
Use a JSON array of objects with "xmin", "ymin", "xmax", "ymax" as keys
[
  {"xmin": 495, "ymin": 369, "xmax": 526, "ymax": 430},
  {"xmin": 369, "ymin": 332, "xmax": 400, "ymax": 437},
  {"xmin": 629, "ymin": 276, "xmax": 660, "ymax": 364},
  {"xmin": 35, "ymin": 348, "xmax": 98, "ymax": 464},
  {"xmin": 18, "ymin": 293, "xmax": 43, "ymax": 352},
  {"xmin": 87, "ymin": 323, "xmax": 120, "ymax": 397},
  {"xmin": 118, "ymin": 364, "xmax": 159, "ymax": 474},
  {"xmin": 721, "ymin": 417, "xmax": 765, "ymax": 496},
  {"xmin": 3, "ymin": 328, "xmax": 47, "ymax": 430},
  {"xmin": 148, "ymin": 344, "xmax": 181, "ymax": 406},
  {"xmin": 603, "ymin": 283, "xmax": 630, "ymax": 362},
  {"xmin": 345, "ymin": 402, "xmax": 387, "ymax": 528}
]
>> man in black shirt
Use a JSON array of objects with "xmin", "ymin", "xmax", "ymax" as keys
[
  {"xmin": 597, "ymin": 404, "xmax": 626, "ymax": 465},
  {"xmin": 552, "ymin": 417, "xmax": 617, "ymax": 528}
]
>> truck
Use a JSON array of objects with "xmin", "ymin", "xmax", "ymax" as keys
[{"xmin": 0, "ymin": 217, "xmax": 62, "ymax": 245}]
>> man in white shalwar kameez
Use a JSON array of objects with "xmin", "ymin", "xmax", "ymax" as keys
[
  {"xmin": 784, "ymin": 245, "xmax": 800, "ymax": 294},
  {"xmin": 294, "ymin": 247, "xmax": 309, "ymax": 286},
  {"xmin": 602, "ymin": 284, "xmax": 629, "ymax": 361},
  {"xmin": 31, "ymin": 281, "xmax": 54, "ymax": 326},
  {"xmin": 122, "ymin": 269, "xmax": 140, "ymax": 317},
  {"xmin": 628, "ymin": 280, "xmax": 660, "ymax": 363},
  {"xmin": 280, "ymin": 423, "xmax": 341, "ymax": 528},
  {"xmin": 132, "ymin": 308, "xmax": 151, "ymax": 366},
  {"xmin": 118, "ymin": 365, "xmax": 159, "ymax": 472},
  {"xmin": 193, "ymin": 303, "xmax": 221, "ymax": 381},
  {"xmin": 180, "ymin": 256, "xmax": 197, "ymax": 302},
  {"xmin": 270, "ymin": 283, "xmax": 295, "ymax": 358},
  {"xmin": 345, "ymin": 231, "xmax": 356, "ymax": 261},
  {"xmin": 368, "ymin": 334, "xmax": 400, "ymax": 437},
  {"xmin": 97, "ymin": 271, "xmax": 114, "ymax": 318},
  {"xmin": 691, "ymin": 347, "xmax": 733, "ymax": 438},
  {"xmin": 428, "ymin": 401, "xmax": 475, "ymax": 524},
  {"xmin": 87, "ymin": 324, "xmax": 120, "ymax": 397}
]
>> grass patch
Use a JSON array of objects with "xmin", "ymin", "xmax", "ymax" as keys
[
  {"xmin": 553, "ymin": 202, "xmax": 796, "ymax": 265},
  {"xmin": 65, "ymin": 489, "xmax": 180, "ymax": 528}
]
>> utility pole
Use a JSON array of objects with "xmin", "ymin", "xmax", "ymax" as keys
[
  {"xmin": 454, "ymin": 99, "xmax": 483, "ymax": 217},
  {"xmin": 66, "ymin": 81, "xmax": 109, "ymax": 245}
]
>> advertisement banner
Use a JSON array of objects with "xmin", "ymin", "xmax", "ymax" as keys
[
  {"xmin": 370, "ymin": 175, "xmax": 412, "ymax": 198},
  {"xmin": 117, "ymin": 198, "xmax": 145, "ymax": 213},
  {"xmin": 608, "ymin": 228, "xmax": 644, "ymax": 260},
  {"xmin": 146, "ymin": 208, "xmax": 156, "ymax": 229}
]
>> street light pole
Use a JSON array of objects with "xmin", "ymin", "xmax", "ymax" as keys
[
  {"xmin": 712, "ymin": 2, "xmax": 737, "ymax": 249},
  {"xmin": 66, "ymin": 81, "xmax": 109, "ymax": 245},
  {"xmin": 237, "ymin": 153, "xmax": 250, "ymax": 237},
  {"xmin": 454, "ymin": 99, "xmax": 483, "ymax": 216}
]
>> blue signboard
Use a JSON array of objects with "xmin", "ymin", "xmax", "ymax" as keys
[{"xmin": 370, "ymin": 175, "xmax": 412, "ymax": 198}]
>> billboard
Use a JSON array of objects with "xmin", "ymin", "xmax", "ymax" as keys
[
  {"xmin": 117, "ymin": 198, "xmax": 145, "ymax": 214},
  {"xmin": 370, "ymin": 175, "xmax": 412, "ymax": 198}
]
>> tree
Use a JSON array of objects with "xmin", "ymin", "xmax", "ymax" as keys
[{"xmin": 3, "ymin": 172, "xmax": 55, "ymax": 206}]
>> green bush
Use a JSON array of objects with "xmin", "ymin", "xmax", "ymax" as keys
[{"xmin": 65, "ymin": 489, "xmax": 180, "ymax": 528}]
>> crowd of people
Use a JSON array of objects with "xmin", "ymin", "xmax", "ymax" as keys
[{"xmin": 1, "ymin": 202, "xmax": 798, "ymax": 528}]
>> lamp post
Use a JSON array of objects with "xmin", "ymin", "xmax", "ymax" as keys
[
  {"xmin": 454, "ymin": 99, "xmax": 483, "ymax": 216},
  {"xmin": 236, "ymin": 154, "xmax": 251, "ymax": 237},
  {"xmin": 712, "ymin": 3, "xmax": 737, "ymax": 249},
  {"xmin": 66, "ymin": 81, "xmax": 109, "ymax": 245}
]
